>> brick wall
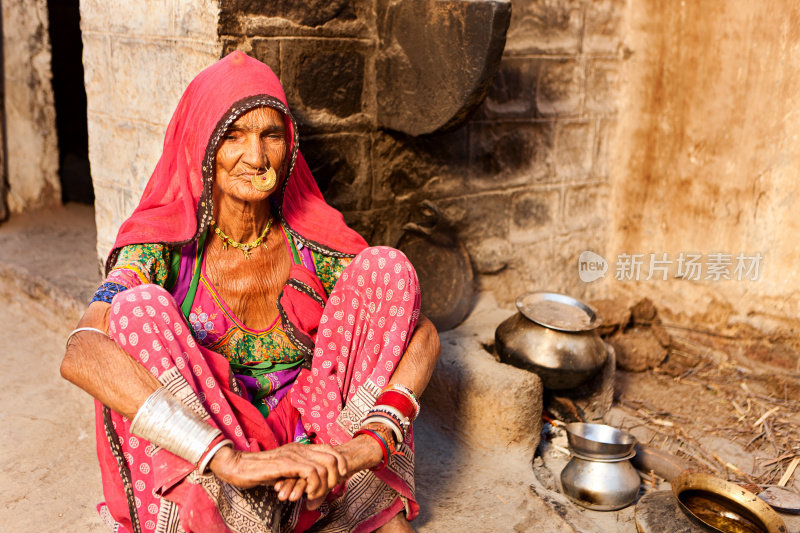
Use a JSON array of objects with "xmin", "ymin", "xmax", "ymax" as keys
[
  {"xmin": 80, "ymin": 0, "xmax": 221, "ymax": 261},
  {"xmin": 2, "ymin": 0, "xmax": 60, "ymax": 213}
]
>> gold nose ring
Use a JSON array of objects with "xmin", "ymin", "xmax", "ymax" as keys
[{"xmin": 251, "ymin": 165, "xmax": 277, "ymax": 192}]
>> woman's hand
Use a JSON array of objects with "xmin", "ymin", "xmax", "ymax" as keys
[{"xmin": 209, "ymin": 443, "xmax": 349, "ymax": 509}]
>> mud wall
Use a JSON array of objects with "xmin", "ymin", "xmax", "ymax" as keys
[
  {"xmin": 80, "ymin": 0, "xmax": 221, "ymax": 260},
  {"xmin": 609, "ymin": 1, "xmax": 800, "ymax": 347},
  {"xmin": 1, "ymin": 0, "xmax": 60, "ymax": 212}
]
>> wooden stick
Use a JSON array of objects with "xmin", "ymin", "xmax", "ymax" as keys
[
  {"xmin": 753, "ymin": 406, "xmax": 780, "ymax": 428},
  {"xmin": 778, "ymin": 457, "xmax": 799, "ymax": 487}
]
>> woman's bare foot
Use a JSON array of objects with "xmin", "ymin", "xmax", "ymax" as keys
[{"xmin": 375, "ymin": 512, "xmax": 414, "ymax": 532}]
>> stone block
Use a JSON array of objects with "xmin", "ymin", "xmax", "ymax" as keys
[
  {"xmin": 509, "ymin": 188, "xmax": 562, "ymax": 244},
  {"xmin": 375, "ymin": 0, "xmax": 511, "ymax": 135},
  {"xmin": 220, "ymin": 0, "xmax": 352, "ymax": 30},
  {"xmin": 584, "ymin": 0, "xmax": 626, "ymax": 55},
  {"xmin": 469, "ymin": 121, "xmax": 554, "ymax": 186},
  {"xmin": 86, "ymin": 114, "xmax": 163, "ymax": 195},
  {"xmin": 434, "ymin": 193, "xmax": 510, "ymax": 246},
  {"xmin": 585, "ymin": 59, "xmax": 620, "ymax": 114},
  {"xmin": 248, "ymin": 38, "xmax": 281, "ymax": 74},
  {"xmin": 480, "ymin": 57, "xmax": 538, "ymax": 119},
  {"xmin": 426, "ymin": 294, "xmax": 543, "ymax": 451},
  {"xmin": 339, "ymin": 206, "xmax": 408, "ymax": 247},
  {"xmin": 537, "ymin": 58, "xmax": 584, "ymax": 116},
  {"xmin": 80, "ymin": 33, "xmax": 110, "ymax": 114},
  {"xmin": 173, "ymin": 0, "xmax": 219, "ymax": 40},
  {"xmin": 564, "ymin": 183, "xmax": 610, "ymax": 232},
  {"xmin": 485, "ymin": 228, "xmax": 607, "ymax": 305},
  {"xmin": 220, "ymin": 0, "xmax": 374, "ymax": 40},
  {"xmin": 554, "ymin": 120, "xmax": 594, "ymax": 180},
  {"xmin": 110, "ymin": 38, "xmax": 219, "ymax": 126},
  {"xmin": 301, "ymin": 133, "xmax": 372, "ymax": 211},
  {"xmin": 371, "ymin": 128, "xmax": 470, "ymax": 207},
  {"xmin": 592, "ymin": 119, "xmax": 615, "ymax": 178},
  {"xmin": 505, "ymin": 0, "xmax": 583, "ymax": 55},
  {"xmin": 280, "ymin": 39, "xmax": 372, "ymax": 130},
  {"xmin": 79, "ymin": 0, "xmax": 173, "ymax": 36}
]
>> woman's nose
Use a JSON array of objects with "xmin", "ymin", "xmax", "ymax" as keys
[{"xmin": 242, "ymin": 134, "xmax": 267, "ymax": 169}]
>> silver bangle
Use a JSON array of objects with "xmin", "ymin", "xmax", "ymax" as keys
[
  {"xmin": 198, "ymin": 439, "xmax": 234, "ymax": 474},
  {"xmin": 370, "ymin": 404, "xmax": 410, "ymax": 433},
  {"xmin": 130, "ymin": 388, "xmax": 221, "ymax": 465},
  {"xmin": 65, "ymin": 326, "xmax": 108, "ymax": 348}
]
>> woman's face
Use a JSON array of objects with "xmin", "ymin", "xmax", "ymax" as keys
[{"xmin": 214, "ymin": 106, "xmax": 287, "ymax": 204}]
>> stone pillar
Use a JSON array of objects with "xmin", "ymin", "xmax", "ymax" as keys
[
  {"xmin": 80, "ymin": 0, "xmax": 221, "ymax": 261},
  {"xmin": 1, "ymin": 0, "xmax": 60, "ymax": 213}
]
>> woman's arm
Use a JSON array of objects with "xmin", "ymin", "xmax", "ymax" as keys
[
  {"xmin": 387, "ymin": 313, "xmax": 441, "ymax": 396},
  {"xmin": 61, "ymin": 301, "xmax": 159, "ymax": 419},
  {"xmin": 61, "ymin": 302, "xmax": 347, "ymax": 505}
]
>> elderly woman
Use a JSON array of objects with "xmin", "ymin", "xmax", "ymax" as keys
[{"xmin": 61, "ymin": 51, "xmax": 440, "ymax": 533}]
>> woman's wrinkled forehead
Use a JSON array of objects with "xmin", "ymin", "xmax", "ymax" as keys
[{"xmin": 229, "ymin": 106, "xmax": 285, "ymax": 133}]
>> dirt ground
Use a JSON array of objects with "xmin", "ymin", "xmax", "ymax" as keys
[{"xmin": 612, "ymin": 328, "xmax": 800, "ymax": 493}]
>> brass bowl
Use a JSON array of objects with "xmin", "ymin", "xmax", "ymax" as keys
[{"xmin": 671, "ymin": 472, "xmax": 787, "ymax": 533}]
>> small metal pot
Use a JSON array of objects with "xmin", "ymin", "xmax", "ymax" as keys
[
  {"xmin": 560, "ymin": 423, "xmax": 640, "ymax": 511},
  {"xmin": 560, "ymin": 453, "xmax": 641, "ymax": 511},
  {"xmin": 494, "ymin": 292, "xmax": 607, "ymax": 389}
]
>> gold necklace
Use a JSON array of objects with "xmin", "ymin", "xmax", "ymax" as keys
[{"xmin": 210, "ymin": 218, "xmax": 272, "ymax": 259}]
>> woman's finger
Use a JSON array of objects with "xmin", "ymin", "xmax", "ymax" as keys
[
  {"xmin": 289, "ymin": 478, "xmax": 307, "ymax": 502},
  {"xmin": 308, "ymin": 444, "xmax": 349, "ymax": 481},
  {"xmin": 277, "ymin": 478, "xmax": 297, "ymax": 501}
]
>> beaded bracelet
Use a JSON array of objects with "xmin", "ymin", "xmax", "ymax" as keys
[{"xmin": 354, "ymin": 428, "xmax": 390, "ymax": 471}]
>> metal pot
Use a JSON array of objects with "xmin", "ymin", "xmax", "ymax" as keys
[
  {"xmin": 494, "ymin": 292, "xmax": 607, "ymax": 389},
  {"xmin": 560, "ymin": 423, "xmax": 640, "ymax": 511},
  {"xmin": 566, "ymin": 422, "xmax": 635, "ymax": 459},
  {"xmin": 560, "ymin": 453, "xmax": 641, "ymax": 511}
]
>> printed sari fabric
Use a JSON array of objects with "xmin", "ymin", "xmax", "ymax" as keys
[
  {"xmin": 92, "ymin": 51, "xmax": 422, "ymax": 533},
  {"xmin": 97, "ymin": 246, "xmax": 421, "ymax": 533}
]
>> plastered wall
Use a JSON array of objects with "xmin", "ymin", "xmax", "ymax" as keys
[
  {"xmin": 2, "ymin": 0, "xmax": 60, "ymax": 212},
  {"xmin": 608, "ymin": 1, "xmax": 800, "ymax": 344}
]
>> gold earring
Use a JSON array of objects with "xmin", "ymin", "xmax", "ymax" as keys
[{"xmin": 251, "ymin": 167, "xmax": 277, "ymax": 192}]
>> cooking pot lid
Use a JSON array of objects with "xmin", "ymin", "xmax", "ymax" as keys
[{"xmin": 516, "ymin": 292, "xmax": 599, "ymax": 332}]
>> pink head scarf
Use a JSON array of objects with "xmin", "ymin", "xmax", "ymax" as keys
[{"xmin": 107, "ymin": 51, "xmax": 367, "ymax": 271}]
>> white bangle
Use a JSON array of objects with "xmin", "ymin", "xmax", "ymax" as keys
[
  {"xmin": 198, "ymin": 439, "xmax": 234, "ymax": 474},
  {"xmin": 361, "ymin": 416, "xmax": 404, "ymax": 443},
  {"xmin": 130, "ymin": 387, "xmax": 221, "ymax": 465},
  {"xmin": 65, "ymin": 326, "xmax": 108, "ymax": 348}
]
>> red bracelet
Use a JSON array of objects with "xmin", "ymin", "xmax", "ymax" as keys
[
  {"xmin": 376, "ymin": 390, "xmax": 417, "ymax": 421},
  {"xmin": 354, "ymin": 428, "xmax": 389, "ymax": 471}
]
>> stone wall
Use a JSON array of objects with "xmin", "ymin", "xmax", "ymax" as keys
[
  {"xmin": 80, "ymin": 0, "xmax": 221, "ymax": 261},
  {"xmin": 2, "ymin": 0, "xmax": 60, "ymax": 213},
  {"xmin": 220, "ymin": 0, "xmax": 625, "ymax": 310},
  {"xmin": 608, "ymin": 1, "xmax": 800, "ymax": 355}
]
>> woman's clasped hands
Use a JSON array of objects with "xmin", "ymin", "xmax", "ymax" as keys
[{"xmin": 208, "ymin": 442, "xmax": 350, "ymax": 510}]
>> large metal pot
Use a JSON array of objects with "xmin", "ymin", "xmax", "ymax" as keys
[{"xmin": 494, "ymin": 292, "xmax": 607, "ymax": 389}]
